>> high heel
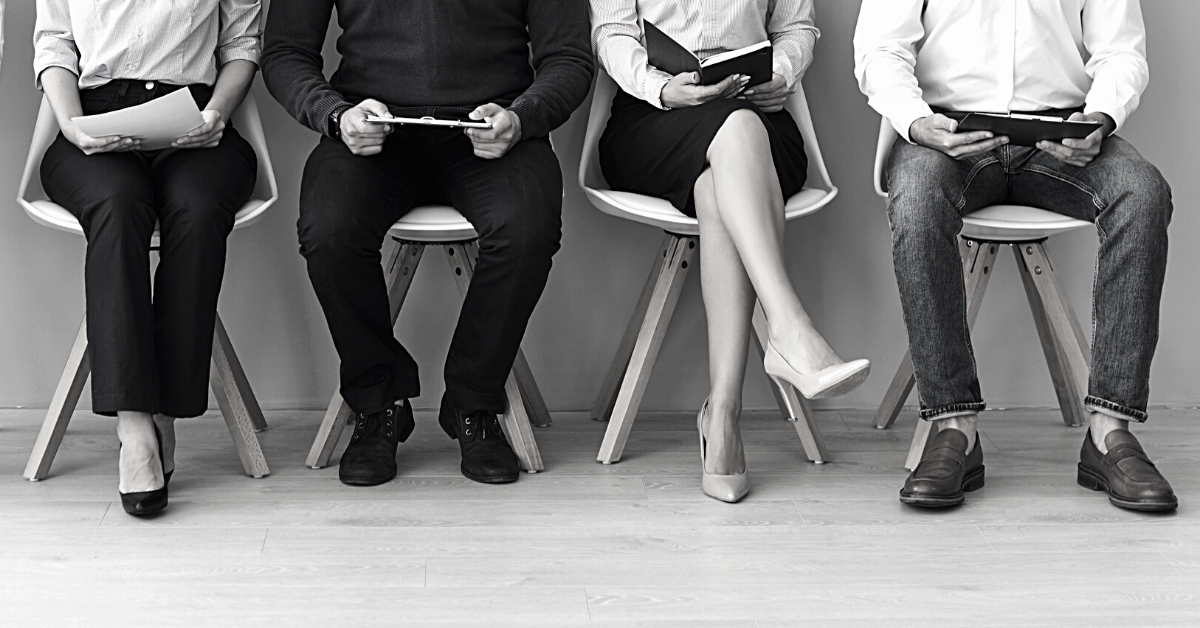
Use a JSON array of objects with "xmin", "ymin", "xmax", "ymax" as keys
[
  {"xmin": 119, "ymin": 424, "xmax": 168, "ymax": 516},
  {"xmin": 697, "ymin": 398, "xmax": 750, "ymax": 503},
  {"xmin": 763, "ymin": 342, "xmax": 871, "ymax": 400}
]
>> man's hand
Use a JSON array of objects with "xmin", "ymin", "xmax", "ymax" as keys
[
  {"xmin": 465, "ymin": 104, "xmax": 522, "ymax": 160},
  {"xmin": 660, "ymin": 72, "xmax": 746, "ymax": 109},
  {"xmin": 63, "ymin": 123, "xmax": 140, "ymax": 155},
  {"xmin": 1036, "ymin": 112, "xmax": 1115, "ymax": 168},
  {"xmin": 910, "ymin": 113, "xmax": 1008, "ymax": 160},
  {"xmin": 341, "ymin": 99, "xmax": 394, "ymax": 156},
  {"xmin": 741, "ymin": 73, "xmax": 789, "ymax": 113},
  {"xmin": 174, "ymin": 109, "xmax": 225, "ymax": 149}
]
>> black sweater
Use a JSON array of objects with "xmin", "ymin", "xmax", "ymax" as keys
[{"xmin": 261, "ymin": 0, "xmax": 594, "ymax": 140}]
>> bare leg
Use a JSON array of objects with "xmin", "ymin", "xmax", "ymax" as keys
[
  {"xmin": 706, "ymin": 110, "xmax": 840, "ymax": 373},
  {"xmin": 153, "ymin": 414, "xmax": 176, "ymax": 476},
  {"xmin": 695, "ymin": 169, "xmax": 749, "ymax": 476},
  {"xmin": 116, "ymin": 411, "xmax": 165, "ymax": 493}
]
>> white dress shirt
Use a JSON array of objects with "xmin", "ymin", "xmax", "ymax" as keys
[
  {"xmin": 854, "ymin": 0, "xmax": 1149, "ymax": 142},
  {"xmin": 591, "ymin": 0, "xmax": 819, "ymax": 109},
  {"xmin": 34, "ymin": 0, "xmax": 262, "ymax": 89}
]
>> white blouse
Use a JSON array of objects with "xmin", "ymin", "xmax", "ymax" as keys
[
  {"xmin": 854, "ymin": 0, "xmax": 1149, "ymax": 142},
  {"xmin": 34, "ymin": 0, "xmax": 262, "ymax": 89},
  {"xmin": 591, "ymin": 0, "xmax": 819, "ymax": 109}
]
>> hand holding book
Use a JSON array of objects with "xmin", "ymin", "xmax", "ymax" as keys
[{"xmin": 661, "ymin": 71, "xmax": 748, "ymax": 109}]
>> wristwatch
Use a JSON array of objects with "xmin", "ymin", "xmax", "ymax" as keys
[{"xmin": 329, "ymin": 105, "xmax": 351, "ymax": 139}]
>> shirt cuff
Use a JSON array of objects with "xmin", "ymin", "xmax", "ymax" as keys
[
  {"xmin": 889, "ymin": 100, "xmax": 936, "ymax": 143},
  {"xmin": 646, "ymin": 71, "xmax": 673, "ymax": 110},
  {"xmin": 217, "ymin": 44, "xmax": 262, "ymax": 67},
  {"xmin": 1083, "ymin": 98, "xmax": 1129, "ymax": 135},
  {"xmin": 772, "ymin": 50, "xmax": 797, "ymax": 91},
  {"xmin": 34, "ymin": 47, "xmax": 80, "ymax": 90}
]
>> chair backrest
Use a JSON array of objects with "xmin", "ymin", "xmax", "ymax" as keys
[
  {"xmin": 17, "ymin": 90, "xmax": 279, "ymax": 235},
  {"xmin": 873, "ymin": 117, "xmax": 899, "ymax": 199},
  {"xmin": 579, "ymin": 70, "xmax": 837, "ymax": 199}
]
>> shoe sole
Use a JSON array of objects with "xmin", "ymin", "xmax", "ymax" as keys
[
  {"xmin": 899, "ymin": 466, "xmax": 985, "ymax": 508},
  {"xmin": 462, "ymin": 466, "xmax": 519, "ymax": 484},
  {"xmin": 1076, "ymin": 464, "xmax": 1178, "ymax": 512},
  {"xmin": 808, "ymin": 364, "xmax": 872, "ymax": 400},
  {"xmin": 339, "ymin": 469, "xmax": 397, "ymax": 487}
]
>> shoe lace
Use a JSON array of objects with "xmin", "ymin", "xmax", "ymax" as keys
[
  {"xmin": 463, "ymin": 412, "xmax": 504, "ymax": 440},
  {"xmin": 354, "ymin": 407, "xmax": 395, "ymax": 439}
]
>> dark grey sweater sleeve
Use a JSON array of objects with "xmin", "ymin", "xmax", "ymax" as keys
[
  {"xmin": 509, "ymin": 0, "xmax": 596, "ymax": 139},
  {"xmin": 260, "ymin": 0, "xmax": 350, "ymax": 136}
]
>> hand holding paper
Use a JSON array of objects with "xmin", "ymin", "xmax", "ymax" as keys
[{"xmin": 71, "ymin": 88, "xmax": 206, "ymax": 151}]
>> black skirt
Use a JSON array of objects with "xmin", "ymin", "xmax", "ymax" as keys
[{"xmin": 599, "ymin": 90, "xmax": 808, "ymax": 216}]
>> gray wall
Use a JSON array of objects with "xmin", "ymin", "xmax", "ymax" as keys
[{"xmin": 0, "ymin": 1, "xmax": 1195, "ymax": 413}]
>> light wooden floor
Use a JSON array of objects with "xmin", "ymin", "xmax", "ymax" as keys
[{"xmin": 0, "ymin": 406, "xmax": 1197, "ymax": 626}]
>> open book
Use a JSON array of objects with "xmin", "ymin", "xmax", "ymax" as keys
[{"xmin": 644, "ymin": 21, "xmax": 773, "ymax": 88}]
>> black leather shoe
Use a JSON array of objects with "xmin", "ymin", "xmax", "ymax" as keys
[
  {"xmin": 338, "ymin": 402, "xmax": 415, "ymax": 486},
  {"xmin": 438, "ymin": 394, "xmax": 520, "ymax": 484},
  {"xmin": 1078, "ymin": 429, "xmax": 1177, "ymax": 512},
  {"xmin": 120, "ymin": 424, "xmax": 168, "ymax": 516},
  {"xmin": 900, "ymin": 427, "xmax": 984, "ymax": 508}
]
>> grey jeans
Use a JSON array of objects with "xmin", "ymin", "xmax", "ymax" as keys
[{"xmin": 886, "ymin": 135, "xmax": 1172, "ymax": 422}]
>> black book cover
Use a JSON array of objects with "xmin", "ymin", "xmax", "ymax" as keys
[{"xmin": 644, "ymin": 21, "xmax": 772, "ymax": 88}]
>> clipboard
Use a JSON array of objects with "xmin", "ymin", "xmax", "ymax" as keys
[
  {"xmin": 365, "ymin": 115, "xmax": 492, "ymax": 129},
  {"xmin": 956, "ymin": 112, "xmax": 1103, "ymax": 147}
]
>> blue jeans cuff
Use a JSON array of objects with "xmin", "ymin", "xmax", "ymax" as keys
[
  {"xmin": 1085, "ymin": 396, "xmax": 1148, "ymax": 423},
  {"xmin": 920, "ymin": 402, "xmax": 987, "ymax": 421}
]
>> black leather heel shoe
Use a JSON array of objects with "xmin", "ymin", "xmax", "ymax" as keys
[
  {"xmin": 339, "ymin": 401, "xmax": 415, "ymax": 486},
  {"xmin": 120, "ymin": 425, "xmax": 168, "ymax": 516},
  {"xmin": 438, "ymin": 394, "xmax": 520, "ymax": 484}
]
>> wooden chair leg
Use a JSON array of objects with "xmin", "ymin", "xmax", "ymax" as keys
[
  {"xmin": 445, "ymin": 241, "xmax": 544, "ymax": 472},
  {"xmin": 901, "ymin": 239, "xmax": 999, "ymax": 470},
  {"xmin": 874, "ymin": 238, "xmax": 976, "ymax": 429},
  {"xmin": 1014, "ymin": 244, "xmax": 1088, "ymax": 426},
  {"xmin": 512, "ymin": 350, "xmax": 552, "ymax": 427},
  {"xmin": 591, "ymin": 234, "xmax": 673, "ymax": 421},
  {"xmin": 24, "ymin": 317, "xmax": 90, "ymax": 481},
  {"xmin": 1017, "ymin": 242, "xmax": 1091, "ymax": 410},
  {"xmin": 597, "ymin": 235, "xmax": 697, "ymax": 464},
  {"xmin": 306, "ymin": 239, "xmax": 426, "ymax": 469},
  {"xmin": 750, "ymin": 302, "xmax": 829, "ymax": 463},
  {"xmin": 210, "ymin": 315, "xmax": 270, "ymax": 478}
]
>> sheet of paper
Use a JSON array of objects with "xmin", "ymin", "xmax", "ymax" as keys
[{"xmin": 72, "ymin": 88, "xmax": 205, "ymax": 151}]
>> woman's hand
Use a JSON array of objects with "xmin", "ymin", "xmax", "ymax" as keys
[
  {"xmin": 173, "ymin": 109, "xmax": 226, "ymax": 149},
  {"xmin": 63, "ymin": 122, "xmax": 141, "ymax": 155},
  {"xmin": 660, "ymin": 72, "xmax": 747, "ymax": 109},
  {"xmin": 741, "ymin": 74, "xmax": 789, "ymax": 113}
]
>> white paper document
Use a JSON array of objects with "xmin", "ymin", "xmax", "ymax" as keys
[{"xmin": 72, "ymin": 88, "xmax": 205, "ymax": 151}]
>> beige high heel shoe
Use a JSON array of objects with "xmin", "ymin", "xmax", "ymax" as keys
[
  {"xmin": 697, "ymin": 399, "xmax": 750, "ymax": 503},
  {"xmin": 763, "ymin": 343, "xmax": 871, "ymax": 400}
]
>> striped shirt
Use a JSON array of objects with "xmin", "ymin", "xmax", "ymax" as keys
[
  {"xmin": 34, "ymin": 0, "xmax": 262, "ymax": 89},
  {"xmin": 591, "ymin": 0, "xmax": 819, "ymax": 109}
]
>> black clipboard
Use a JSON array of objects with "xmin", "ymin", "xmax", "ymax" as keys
[{"xmin": 956, "ymin": 113, "xmax": 1103, "ymax": 147}]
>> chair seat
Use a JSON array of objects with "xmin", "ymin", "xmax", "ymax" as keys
[
  {"xmin": 584, "ymin": 187, "xmax": 835, "ymax": 236},
  {"xmin": 21, "ymin": 198, "xmax": 269, "ymax": 237},
  {"xmin": 962, "ymin": 204, "xmax": 1092, "ymax": 242},
  {"xmin": 390, "ymin": 205, "xmax": 479, "ymax": 242}
]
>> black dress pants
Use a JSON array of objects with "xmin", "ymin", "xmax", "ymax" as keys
[
  {"xmin": 40, "ymin": 81, "xmax": 257, "ymax": 417},
  {"xmin": 298, "ymin": 128, "xmax": 563, "ymax": 416}
]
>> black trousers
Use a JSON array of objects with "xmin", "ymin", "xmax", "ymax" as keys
[
  {"xmin": 40, "ymin": 81, "xmax": 257, "ymax": 417},
  {"xmin": 298, "ymin": 128, "xmax": 563, "ymax": 416}
]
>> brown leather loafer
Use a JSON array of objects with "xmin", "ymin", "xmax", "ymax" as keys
[
  {"xmin": 1078, "ymin": 429, "xmax": 1177, "ymax": 512},
  {"xmin": 900, "ymin": 427, "xmax": 984, "ymax": 508}
]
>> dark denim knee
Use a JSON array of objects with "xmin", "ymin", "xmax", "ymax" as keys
[{"xmin": 886, "ymin": 146, "xmax": 965, "ymax": 241}]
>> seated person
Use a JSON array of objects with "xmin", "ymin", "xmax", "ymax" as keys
[
  {"xmin": 260, "ymin": 0, "xmax": 593, "ymax": 486},
  {"xmin": 591, "ymin": 0, "xmax": 871, "ymax": 504},
  {"xmin": 855, "ymin": 0, "xmax": 1176, "ymax": 510},
  {"xmin": 34, "ymin": 0, "xmax": 262, "ymax": 515}
]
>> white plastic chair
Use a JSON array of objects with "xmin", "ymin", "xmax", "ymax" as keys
[
  {"xmin": 580, "ymin": 70, "xmax": 840, "ymax": 465},
  {"xmin": 18, "ymin": 92, "xmax": 279, "ymax": 481},
  {"xmin": 303, "ymin": 206, "xmax": 551, "ymax": 474},
  {"xmin": 870, "ymin": 118, "xmax": 1094, "ymax": 470}
]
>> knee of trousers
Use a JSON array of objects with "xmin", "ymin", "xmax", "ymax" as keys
[
  {"xmin": 79, "ymin": 190, "xmax": 158, "ymax": 245},
  {"xmin": 477, "ymin": 207, "xmax": 563, "ymax": 263},
  {"xmin": 157, "ymin": 194, "xmax": 238, "ymax": 244},
  {"xmin": 1107, "ymin": 164, "xmax": 1174, "ymax": 234}
]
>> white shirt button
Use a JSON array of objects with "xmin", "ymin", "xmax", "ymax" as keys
[{"xmin": 145, "ymin": 82, "xmax": 155, "ymax": 90}]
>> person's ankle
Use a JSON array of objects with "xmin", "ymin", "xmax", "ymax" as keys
[
  {"xmin": 936, "ymin": 414, "xmax": 979, "ymax": 453},
  {"xmin": 152, "ymin": 415, "xmax": 176, "ymax": 475},
  {"xmin": 1088, "ymin": 412, "xmax": 1129, "ymax": 454}
]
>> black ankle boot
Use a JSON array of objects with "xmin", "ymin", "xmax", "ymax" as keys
[
  {"xmin": 339, "ymin": 401, "xmax": 415, "ymax": 486},
  {"xmin": 438, "ymin": 394, "xmax": 520, "ymax": 484}
]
